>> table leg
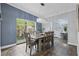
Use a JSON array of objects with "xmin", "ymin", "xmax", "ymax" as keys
[
  {"xmin": 37, "ymin": 41, "xmax": 39, "ymax": 52},
  {"xmin": 39, "ymin": 39, "xmax": 41, "ymax": 52}
]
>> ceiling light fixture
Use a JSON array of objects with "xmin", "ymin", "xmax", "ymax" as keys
[{"xmin": 40, "ymin": 3, "xmax": 45, "ymax": 6}]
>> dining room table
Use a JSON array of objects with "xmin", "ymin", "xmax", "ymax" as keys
[
  {"xmin": 31, "ymin": 34, "xmax": 45, "ymax": 52},
  {"xmin": 30, "ymin": 32, "xmax": 54, "ymax": 52}
]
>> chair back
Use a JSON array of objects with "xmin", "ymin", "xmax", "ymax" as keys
[
  {"xmin": 44, "ymin": 31, "xmax": 54, "ymax": 42},
  {"xmin": 24, "ymin": 32, "xmax": 31, "ymax": 44}
]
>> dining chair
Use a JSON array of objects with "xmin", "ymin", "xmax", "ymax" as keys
[
  {"xmin": 44, "ymin": 32, "xmax": 54, "ymax": 48},
  {"xmin": 39, "ymin": 36, "xmax": 46, "ymax": 51},
  {"xmin": 42, "ymin": 32, "xmax": 50, "ymax": 50},
  {"xmin": 24, "ymin": 32, "xmax": 37, "ymax": 55}
]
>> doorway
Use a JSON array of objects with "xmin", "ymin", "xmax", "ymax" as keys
[
  {"xmin": 16, "ymin": 18, "xmax": 36, "ymax": 44},
  {"xmin": 53, "ymin": 19, "xmax": 68, "ymax": 43},
  {"xmin": 16, "ymin": 18, "xmax": 26, "ymax": 44}
]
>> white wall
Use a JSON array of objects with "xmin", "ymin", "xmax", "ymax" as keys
[
  {"xmin": 51, "ymin": 18, "xmax": 68, "ymax": 38},
  {"xmin": 42, "ymin": 22, "xmax": 52, "ymax": 32},
  {"xmin": 77, "ymin": 32, "xmax": 79, "ymax": 55},
  {"xmin": 68, "ymin": 11, "xmax": 78, "ymax": 46},
  {"xmin": 47, "ymin": 10, "xmax": 78, "ymax": 46},
  {"xmin": 77, "ymin": 7, "xmax": 79, "ymax": 56}
]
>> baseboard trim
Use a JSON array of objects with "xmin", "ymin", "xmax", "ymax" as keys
[
  {"xmin": 68, "ymin": 42, "xmax": 77, "ymax": 46},
  {"xmin": 1, "ymin": 43, "xmax": 16, "ymax": 49}
]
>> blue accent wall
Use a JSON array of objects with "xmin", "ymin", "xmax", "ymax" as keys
[
  {"xmin": 1, "ymin": 3, "xmax": 38, "ymax": 46},
  {"xmin": 1, "ymin": 4, "xmax": 17, "ymax": 46},
  {"xmin": 0, "ymin": 4, "xmax": 1, "ymax": 46},
  {"xmin": 0, "ymin": 22, "xmax": 1, "ymax": 46}
]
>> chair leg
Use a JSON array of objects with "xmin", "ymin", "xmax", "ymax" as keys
[
  {"xmin": 43, "ymin": 41, "xmax": 45, "ymax": 51},
  {"xmin": 26, "ymin": 44, "xmax": 27, "ymax": 52},
  {"xmin": 35, "ymin": 44, "xmax": 36, "ymax": 48},
  {"xmin": 30, "ymin": 46, "xmax": 32, "ymax": 56}
]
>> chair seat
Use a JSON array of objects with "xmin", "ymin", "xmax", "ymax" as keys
[{"xmin": 26, "ymin": 39, "xmax": 37, "ymax": 46}]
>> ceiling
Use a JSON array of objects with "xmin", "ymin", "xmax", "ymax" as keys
[{"xmin": 8, "ymin": 3, "xmax": 77, "ymax": 19}]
